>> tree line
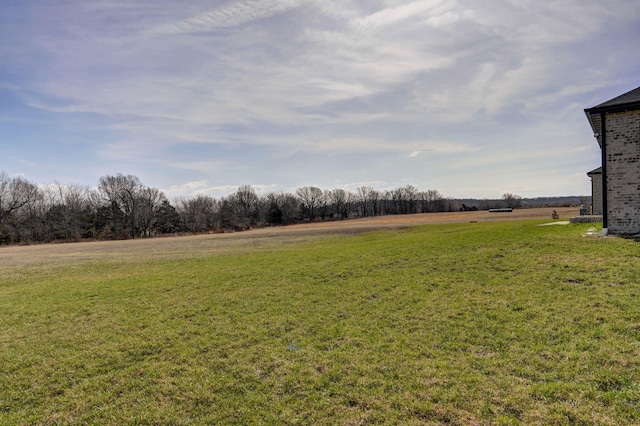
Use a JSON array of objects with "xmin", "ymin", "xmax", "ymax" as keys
[{"xmin": 0, "ymin": 171, "xmax": 463, "ymax": 244}]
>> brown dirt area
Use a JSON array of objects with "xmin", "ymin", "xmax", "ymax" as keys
[
  {"xmin": 0, "ymin": 207, "xmax": 579, "ymax": 267},
  {"xmin": 278, "ymin": 206, "xmax": 579, "ymax": 231}
]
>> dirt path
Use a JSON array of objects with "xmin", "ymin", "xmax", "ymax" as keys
[{"xmin": 269, "ymin": 206, "xmax": 579, "ymax": 232}]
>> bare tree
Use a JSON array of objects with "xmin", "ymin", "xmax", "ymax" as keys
[
  {"xmin": 420, "ymin": 189, "xmax": 446, "ymax": 213},
  {"xmin": 502, "ymin": 193, "xmax": 522, "ymax": 209},
  {"xmin": 0, "ymin": 172, "xmax": 40, "ymax": 243},
  {"xmin": 98, "ymin": 174, "xmax": 144, "ymax": 238},
  {"xmin": 175, "ymin": 195, "xmax": 219, "ymax": 232},
  {"xmin": 0, "ymin": 172, "xmax": 40, "ymax": 226},
  {"xmin": 221, "ymin": 186, "xmax": 260, "ymax": 230},
  {"xmin": 296, "ymin": 186, "xmax": 323, "ymax": 220},
  {"xmin": 235, "ymin": 185, "xmax": 260, "ymax": 226},
  {"xmin": 356, "ymin": 186, "xmax": 370, "ymax": 217},
  {"xmin": 403, "ymin": 185, "xmax": 419, "ymax": 214},
  {"xmin": 328, "ymin": 188, "xmax": 344, "ymax": 219},
  {"xmin": 264, "ymin": 191, "xmax": 300, "ymax": 225},
  {"xmin": 389, "ymin": 187, "xmax": 405, "ymax": 214},
  {"xmin": 137, "ymin": 186, "xmax": 167, "ymax": 236},
  {"xmin": 328, "ymin": 188, "xmax": 355, "ymax": 219},
  {"xmin": 53, "ymin": 182, "xmax": 92, "ymax": 240},
  {"xmin": 370, "ymin": 189, "xmax": 382, "ymax": 216},
  {"xmin": 21, "ymin": 187, "xmax": 47, "ymax": 242}
]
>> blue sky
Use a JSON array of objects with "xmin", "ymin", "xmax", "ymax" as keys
[{"xmin": 1, "ymin": 0, "xmax": 639, "ymax": 199}]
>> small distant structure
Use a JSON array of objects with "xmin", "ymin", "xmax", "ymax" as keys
[
  {"xmin": 586, "ymin": 167, "xmax": 602, "ymax": 215},
  {"xmin": 584, "ymin": 86, "xmax": 640, "ymax": 235}
]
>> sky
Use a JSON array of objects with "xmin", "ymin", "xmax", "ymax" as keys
[{"xmin": 1, "ymin": 0, "xmax": 640, "ymax": 200}]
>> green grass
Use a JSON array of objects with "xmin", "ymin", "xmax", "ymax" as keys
[{"xmin": 1, "ymin": 220, "xmax": 640, "ymax": 424}]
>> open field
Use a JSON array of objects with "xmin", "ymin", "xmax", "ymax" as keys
[{"xmin": 3, "ymin": 208, "xmax": 640, "ymax": 424}]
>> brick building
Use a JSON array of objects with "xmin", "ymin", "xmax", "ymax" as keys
[
  {"xmin": 585, "ymin": 86, "xmax": 640, "ymax": 234},
  {"xmin": 586, "ymin": 167, "xmax": 602, "ymax": 215}
]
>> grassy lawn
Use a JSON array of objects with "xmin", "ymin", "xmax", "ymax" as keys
[{"xmin": 1, "ymin": 220, "xmax": 639, "ymax": 424}]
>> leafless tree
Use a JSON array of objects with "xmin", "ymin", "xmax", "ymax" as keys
[
  {"xmin": 0, "ymin": 172, "xmax": 40, "ymax": 226},
  {"xmin": 502, "ymin": 193, "xmax": 522, "ymax": 209},
  {"xmin": 328, "ymin": 188, "xmax": 354, "ymax": 219},
  {"xmin": 221, "ymin": 185, "xmax": 260, "ymax": 230},
  {"xmin": 52, "ymin": 182, "xmax": 92, "ymax": 240},
  {"xmin": 370, "ymin": 189, "xmax": 382, "ymax": 216},
  {"xmin": 0, "ymin": 172, "xmax": 40, "ymax": 242},
  {"xmin": 264, "ymin": 191, "xmax": 300, "ymax": 225},
  {"xmin": 20, "ymin": 186, "xmax": 47, "ymax": 242},
  {"xmin": 175, "ymin": 195, "xmax": 219, "ymax": 232},
  {"xmin": 296, "ymin": 186, "xmax": 323, "ymax": 220},
  {"xmin": 388, "ymin": 187, "xmax": 406, "ymax": 214},
  {"xmin": 420, "ymin": 189, "xmax": 446, "ymax": 213},
  {"xmin": 235, "ymin": 185, "xmax": 260, "ymax": 225},
  {"xmin": 137, "ymin": 186, "xmax": 167, "ymax": 236},
  {"xmin": 98, "ymin": 174, "xmax": 144, "ymax": 238},
  {"xmin": 356, "ymin": 186, "xmax": 370, "ymax": 217},
  {"xmin": 403, "ymin": 185, "xmax": 419, "ymax": 214}
]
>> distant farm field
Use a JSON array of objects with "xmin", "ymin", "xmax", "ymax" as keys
[{"xmin": 2, "ymin": 208, "xmax": 640, "ymax": 425}]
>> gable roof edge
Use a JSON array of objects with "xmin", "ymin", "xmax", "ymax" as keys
[{"xmin": 585, "ymin": 86, "xmax": 640, "ymax": 114}]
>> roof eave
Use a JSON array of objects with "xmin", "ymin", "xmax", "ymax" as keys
[
  {"xmin": 584, "ymin": 109, "xmax": 602, "ymax": 148},
  {"xmin": 585, "ymin": 101, "xmax": 640, "ymax": 115}
]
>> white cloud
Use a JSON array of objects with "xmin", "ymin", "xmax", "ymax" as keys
[
  {"xmin": 356, "ymin": 0, "xmax": 454, "ymax": 29},
  {"xmin": 170, "ymin": 160, "xmax": 235, "ymax": 174},
  {"xmin": 148, "ymin": 0, "xmax": 306, "ymax": 34},
  {"xmin": 163, "ymin": 181, "xmax": 279, "ymax": 199},
  {"xmin": 277, "ymin": 136, "xmax": 478, "ymax": 156},
  {"xmin": 162, "ymin": 181, "xmax": 207, "ymax": 198}
]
